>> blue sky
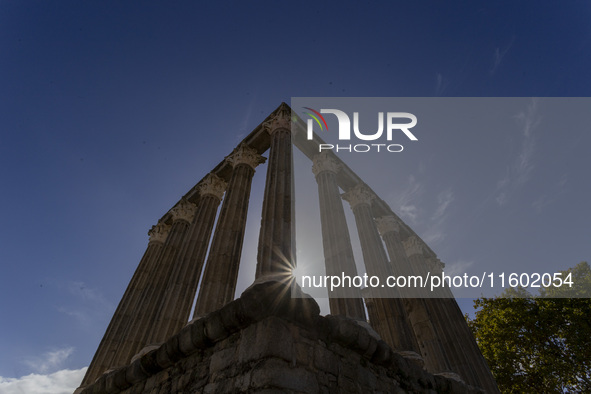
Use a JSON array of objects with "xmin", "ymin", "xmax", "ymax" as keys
[{"xmin": 1, "ymin": 1, "xmax": 590, "ymax": 392}]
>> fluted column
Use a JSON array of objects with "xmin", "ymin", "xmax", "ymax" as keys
[
  {"xmin": 312, "ymin": 152, "xmax": 366, "ymax": 320},
  {"xmin": 148, "ymin": 174, "xmax": 227, "ymax": 343},
  {"xmin": 80, "ymin": 222, "xmax": 170, "ymax": 386},
  {"xmin": 342, "ymin": 185, "xmax": 419, "ymax": 353},
  {"xmin": 404, "ymin": 236, "xmax": 499, "ymax": 393},
  {"xmin": 256, "ymin": 105, "xmax": 295, "ymax": 279},
  {"xmin": 123, "ymin": 199, "xmax": 196, "ymax": 361},
  {"xmin": 376, "ymin": 217, "xmax": 451, "ymax": 376},
  {"xmin": 194, "ymin": 145, "xmax": 265, "ymax": 316}
]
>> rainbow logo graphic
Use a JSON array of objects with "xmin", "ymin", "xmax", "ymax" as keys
[{"xmin": 303, "ymin": 107, "xmax": 329, "ymax": 132}]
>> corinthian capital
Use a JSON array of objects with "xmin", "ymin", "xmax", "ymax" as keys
[
  {"xmin": 226, "ymin": 143, "xmax": 266, "ymax": 170},
  {"xmin": 312, "ymin": 151, "xmax": 342, "ymax": 176},
  {"xmin": 148, "ymin": 222, "xmax": 171, "ymax": 243},
  {"xmin": 375, "ymin": 216, "xmax": 401, "ymax": 236},
  {"xmin": 426, "ymin": 257, "xmax": 445, "ymax": 274},
  {"xmin": 341, "ymin": 184, "xmax": 375, "ymax": 209},
  {"xmin": 198, "ymin": 173, "xmax": 227, "ymax": 200},
  {"xmin": 262, "ymin": 104, "xmax": 291, "ymax": 135},
  {"xmin": 170, "ymin": 198, "xmax": 197, "ymax": 223},
  {"xmin": 402, "ymin": 236, "xmax": 424, "ymax": 257}
]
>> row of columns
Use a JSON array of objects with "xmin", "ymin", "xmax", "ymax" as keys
[
  {"xmin": 311, "ymin": 151, "xmax": 497, "ymax": 392},
  {"xmin": 82, "ymin": 104, "xmax": 497, "ymax": 392},
  {"xmin": 82, "ymin": 107, "xmax": 293, "ymax": 387}
]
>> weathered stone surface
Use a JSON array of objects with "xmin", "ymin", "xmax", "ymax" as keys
[{"xmin": 79, "ymin": 279, "xmax": 484, "ymax": 394}]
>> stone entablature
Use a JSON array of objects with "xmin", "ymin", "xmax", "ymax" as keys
[{"xmin": 78, "ymin": 280, "xmax": 482, "ymax": 394}]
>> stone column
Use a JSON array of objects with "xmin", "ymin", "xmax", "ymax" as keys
[
  {"xmin": 148, "ymin": 173, "xmax": 227, "ymax": 344},
  {"xmin": 194, "ymin": 144, "xmax": 265, "ymax": 316},
  {"xmin": 123, "ymin": 199, "xmax": 196, "ymax": 362},
  {"xmin": 255, "ymin": 106, "xmax": 295, "ymax": 279},
  {"xmin": 342, "ymin": 184, "xmax": 419, "ymax": 353},
  {"xmin": 312, "ymin": 152, "xmax": 366, "ymax": 320},
  {"xmin": 376, "ymin": 217, "xmax": 451, "ymax": 376},
  {"xmin": 404, "ymin": 236, "xmax": 499, "ymax": 393},
  {"xmin": 80, "ymin": 222, "xmax": 170, "ymax": 386}
]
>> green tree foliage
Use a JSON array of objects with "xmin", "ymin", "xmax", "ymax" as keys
[{"xmin": 466, "ymin": 262, "xmax": 591, "ymax": 393}]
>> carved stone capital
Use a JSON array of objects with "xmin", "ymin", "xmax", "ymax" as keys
[
  {"xmin": 262, "ymin": 105, "xmax": 291, "ymax": 135},
  {"xmin": 426, "ymin": 257, "xmax": 445, "ymax": 274},
  {"xmin": 226, "ymin": 143, "xmax": 266, "ymax": 170},
  {"xmin": 341, "ymin": 184, "xmax": 375, "ymax": 209},
  {"xmin": 170, "ymin": 199, "xmax": 197, "ymax": 223},
  {"xmin": 312, "ymin": 152, "xmax": 342, "ymax": 176},
  {"xmin": 148, "ymin": 222, "xmax": 171, "ymax": 243},
  {"xmin": 402, "ymin": 236, "xmax": 424, "ymax": 257},
  {"xmin": 375, "ymin": 216, "xmax": 401, "ymax": 236},
  {"xmin": 198, "ymin": 173, "xmax": 227, "ymax": 200}
]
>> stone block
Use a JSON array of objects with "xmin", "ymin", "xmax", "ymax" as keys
[
  {"xmin": 189, "ymin": 318, "xmax": 212, "ymax": 349},
  {"xmin": 313, "ymin": 345, "xmax": 339, "ymax": 375},
  {"xmin": 177, "ymin": 323, "xmax": 198, "ymax": 356},
  {"xmin": 110, "ymin": 367, "xmax": 132, "ymax": 391},
  {"xmin": 234, "ymin": 370, "xmax": 251, "ymax": 391},
  {"xmin": 357, "ymin": 365, "xmax": 377, "ymax": 390},
  {"xmin": 294, "ymin": 341, "xmax": 312, "ymax": 367},
  {"xmin": 139, "ymin": 349, "xmax": 163, "ymax": 376},
  {"xmin": 336, "ymin": 374, "xmax": 359, "ymax": 393},
  {"xmin": 204, "ymin": 310, "xmax": 230, "ymax": 342},
  {"xmin": 125, "ymin": 358, "xmax": 149, "ymax": 384},
  {"xmin": 209, "ymin": 345, "xmax": 237, "ymax": 374},
  {"xmin": 238, "ymin": 317, "xmax": 294, "ymax": 363},
  {"xmin": 251, "ymin": 359, "xmax": 319, "ymax": 392},
  {"xmin": 155, "ymin": 342, "xmax": 175, "ymax": 369}
]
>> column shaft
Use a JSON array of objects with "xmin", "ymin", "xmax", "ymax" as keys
[
  {"xmin": 81, "ymin": 223, "xmax": 168, "ymax": 385},
  {"xmin": 404, "ymin": 237, "xmax": 499, "ymax": 393},
  {"xmin": 194, "ymin": 161, "xmax": 259, "ymax": 316},
  {"xmin": 315, "ymin": 169, "xmax": 366, "ymax": 320},
  {"xmin": 256, "ymin": 113, "xmax": 294, "ymax": 278},
  {"xmin": 120, "ymin": 200, "xmax": 195, "ymax": 362},
  {"xmin": 343, "ymin": 186, "xmax": 419, "ymax": 353},
  {"xmin": 148, "ymin": 177, "xmax": 224, "ymax": 343},
  {"xmin": 377, "ymin": 219, "xmax": 451, "ymax": 375}
]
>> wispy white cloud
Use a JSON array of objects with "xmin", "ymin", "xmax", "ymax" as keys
[
  {"xmin": 490, "ymin": 36, "xmax": 515, "ymax": 75},
  {"xmin": 434, "ymin": 73, "xmax": 449, "ymax": 96},
  {"xmin": 388, "ymin": 174, "xmax": 455, "ymax": 245},
  {"xmin": 390, "ymin": 175, "xmax": 423, "ymax": 224},
  {"xmin": 388, "ymin": 174, "xmax": 456, "ymax": 244},
  {"xmin": 399, "ymin": 204, "xmax": 419, "ymax": 223},
  {"xmin": 423, "ymin": 190, "xmax": 453, "ymax": 244},
  {"xmin": 444, "ymin": 260, "xmax": 474, "ymax": 277},
  {"xmin": 57, "ymin": 281, "xmax": 113, "ymax": 327},
  {"xmin": 68, "ymin": 281, "xmax": 110, "ymax": 306},
  {"xmin": 496, "ymin": 99, "xmax": 539, "ymax": 206},
  {"xmin": 0, "ymin": 367, "xmax": 86, "ymax": 394},
  {"xmin": 423, "ymin": 189, "xmax": 455, "ymax": 244},
  {"xmin": 432, "ymin": 189, "xmax": 454, "ymax": 221},
  {"xmin": 233, "ymin": 92, "xmax": 258, "ymax": 144},
  {"xmin": 532, "ymin": 174, "xmax": 568, "ymax": 213},
  {"xmin": 24, "ymin": 347, "xmax": 74, "ymax": 374},
  {"xmin": 531, "ymin": 195, "xmax": 551, "ymax": 213}
]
